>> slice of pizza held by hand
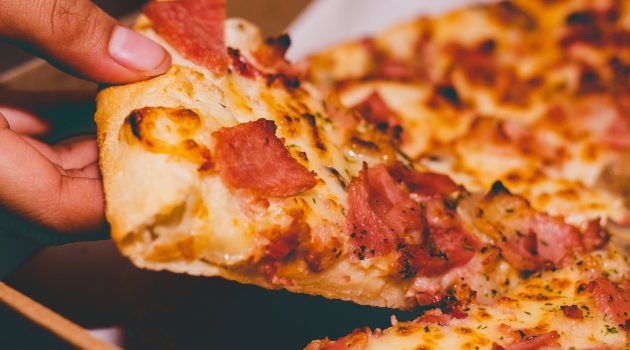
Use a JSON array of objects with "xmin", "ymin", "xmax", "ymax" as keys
[
  {"xmin": 96, "ymin": 0, "xmax": 629, "ymax": 314},
  {"xmin": 96, "ymin": 0, "xmax": 417, "ymax": 308}
]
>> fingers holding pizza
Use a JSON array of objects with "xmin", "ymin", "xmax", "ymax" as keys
[
  {"xmin": 0, "ymin": 111, "xmax": 104, "ymax": 234},
  {"xmin": 0, "ymin": 0, "xmax": 171, "ymax": 83},
  {"xmin": 0, "ymin": 0, "xmax": 175, "ymax": 238}
]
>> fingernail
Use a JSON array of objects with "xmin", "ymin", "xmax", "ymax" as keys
[{"xmin": 108, "ymin": 26, "xmax": 171, "ymax": 75}]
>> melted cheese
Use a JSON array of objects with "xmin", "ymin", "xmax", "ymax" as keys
[
  {"xmin": 309, "ymin": 249, "xmax": 630, "ymax": 349},
  {"xmin": 119, "ymin": 19, "xmax": 392, "ymax": 273}
]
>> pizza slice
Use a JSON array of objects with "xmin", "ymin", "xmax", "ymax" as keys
[{"xmin": 95, "ymin": 0, "xmax": 619, "ymax": 311}]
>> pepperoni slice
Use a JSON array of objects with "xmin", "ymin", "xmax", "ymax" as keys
[
  {"xmin": 213, "ymin": 119, "xmax": 317, "ymax": 197},
  {"xmin": 143, "ymin": 0, "xmax": 228, "ymax": 74},
  {"xmin": 347, "ymin": 164, "xmax": 423, "ymax": 259}
]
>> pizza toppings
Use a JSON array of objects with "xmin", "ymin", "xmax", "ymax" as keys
[
  {"xmin": 347, "ymin": 163, "xmax": 472, "ymax": 266},
  {"xmin": 347, "ymin": 164, "xmax": 423, "ymax": 258},
  {"xmin": 476, "ymin": 182, "xmax": 583, "ymax": 271},
  {"xmin": 489, "ymin": 1, "xmax": 537, "ymax": 31},
  {"xmin": 228, "ymin": 47, "xmax": 258, "ymax": 79},
  {"xmin": 261, "ymin": 220, "xmax": 309, "ymax": 260},
  {"xmin": 253, "ymin": 34, "xmax": 295, "ymax": 76},
  {"xmin": 212, "ymin": 119, "xmax": 317, "ymax": 197},
  {"xmin": 351, "ymin": 92, "xmax": 401, "ymax": 132},
  {"xmin": 388, "ymin": 163, "xmax": 461, "ymax": 196},
  {"xmin": 586, "ymin": 277, "xmax": 630, "ymax": 328},
  {"xmin": 303, "ymin": 224, "xmax": 343, "ymax": 272},
  {"xmin": 305, "ymin": 329, "xmax": 369, "ymax": 350},
  {"xmin": 143, "ymin": 0, "xmax": 228, "ymax": 74},
  {"xmin": 526, "ymin": 213, "xmax": 582, "ymax": 266},
  {"xmin": 324, "ymin": 95, "xmax": 360, "ymax": 140},
  {"xmin": 413, "ymin": 309, "xmax": 453, "ymax": 325},
  {"xmin": 560, "ymin": 304, "xmax": 583, "ymax": 319},
  {"xmin": 450, "ymin": 39, "xmax": 497, "ymax": 87},
  {"xmin": 228, "ymin": 47, "xmax": 300, "ymax": 89},
  {"xmin": 398, "ymin": 199, "xmax": 479, "ymax": 278},
  {"xmin": 581, "ymin": 219, "xmax": 610, "ymax": 252},
  {"xmin": 493, "ymin": 330, "xmax": 560, "ymax": 350}
]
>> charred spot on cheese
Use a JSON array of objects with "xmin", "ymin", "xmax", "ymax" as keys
[
  {"xmin": 577, "ymin": 65, "xmax": 606, "ymax": 96},
  {"xmin": 428, "ymin": 83, "xmax": 463, "ymax": 110},
  {"xmin": 395, "ymin": 323, "xmax": 423, "ymax": 336},
  {"xmin": 350, "ymin": 136, "xmax": 380, "ymax": 151},
  {"xmin": 212, "ymin": 119, "xmax": 317, "ymax": 197},
  {"xmin": 254, "ymin": 33, "xmax": 291, "ymax": 70},
  {"xmin": 565, "ymin": 11, "xmax": 597, "ymax": 26},
  {"xmin": 302, "ymin": 113, "xmax": 327, "ymax": 152},
  {"xmin": 254, "ymin": 33, "xmax": 300, "ymax": 90},
  {"xmin": 122, "ymin": 107, "xmax": 212, "ymax": 166},
  {"xmin": 487, "ymin": 181, "xmax": 512, "ymax": 198},
  {"xmin": 326, "ymin": 167, "xmax": 347, "ymax": 190},
  {"xmin": 264, "ymin": 34, "xmax": 291, "ymax": 55},
  {"xmin": 124, "ymin": 107, "xmax": 201, "ymax": 144},
  {"xmin": 559, "ymin": 7, "xmax": 624, "ymax": 48}
]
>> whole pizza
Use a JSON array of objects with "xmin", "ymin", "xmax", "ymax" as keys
[{"xmin": 94, "ymin": 0, "xmax": 630, "ymax": 348}]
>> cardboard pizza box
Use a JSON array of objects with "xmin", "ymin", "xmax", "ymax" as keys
[{"xmin": 0, "ymin": 1, "xmax": 487, "ymax": 348}]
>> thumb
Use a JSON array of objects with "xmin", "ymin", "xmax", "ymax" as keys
[{"xmin": 0, "ymin": 0, "xmax": 171, "ymax": 84}]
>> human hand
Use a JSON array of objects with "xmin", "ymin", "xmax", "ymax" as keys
[{"xmin": 0, "ymin": 0, "xmax": 172, "ymax": 236}]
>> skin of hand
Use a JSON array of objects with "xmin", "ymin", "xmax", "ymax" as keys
[{"xmin": 0, "ymin": 0, "xmax": 172, "ymax": 235}]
